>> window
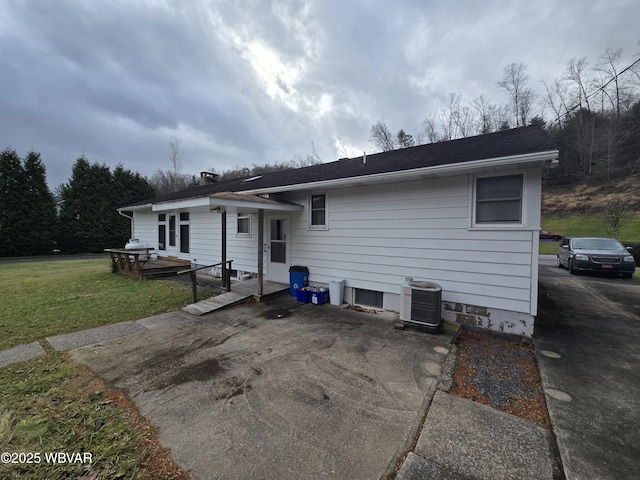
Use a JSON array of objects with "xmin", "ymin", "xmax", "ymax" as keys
[
  {"xmin": 475, "ymin": 174, "xmax": 523, "ymax": 224},
  {"xmin": 179, "ymin": 212, "xmax": 189, "ymax": 253},
  {"xmin": 355, "ymin": 289, "xmax": 384, "ymax": 308},
  {"xmin": 309, "ymin": 194, "xmax": 327, "ymax": 228},
  {"xmin": 237, "ymin": 214, "xmax": 250, "ymax": 236},
  {"xmin": 158, "ymin": 214, "xmax": 166, "ymax": 250},
  {"xmin": 169, "ymin": 215, "xmax": 176, "ymax": 246}
]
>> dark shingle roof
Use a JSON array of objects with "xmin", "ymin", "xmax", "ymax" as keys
[{"xmin": 125, "ymin": 126, "xmax": 556, "ymax": 208}]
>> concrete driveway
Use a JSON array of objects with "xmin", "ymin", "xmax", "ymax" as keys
[
  {"xmin": 70, "ymin": 296, "xmax": 449, "ymax": 480},
  {"xmin": 535, "ymin": 256, "xmax": 640, "ymax": 480}
]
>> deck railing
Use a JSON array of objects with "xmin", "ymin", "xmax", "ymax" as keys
[{"xmin": 178, "ymin": 260, "xmax": 234, "ymax": 303}]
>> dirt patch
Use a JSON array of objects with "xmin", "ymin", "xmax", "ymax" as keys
[
  {"xmin": 542, "ymin": 176, "xmax": 640, "ymax": 215},
  {"xmin": 449, "ymin": 329, "xmax": 551, "ymax": 429}
]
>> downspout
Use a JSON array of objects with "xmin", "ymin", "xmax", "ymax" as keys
[{"xmin": 118, "ymin": 210, "xmax": 134, "ymax": 240}]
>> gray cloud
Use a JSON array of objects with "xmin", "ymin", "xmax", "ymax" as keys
[{"xmin": 0, "ymin": 0, "xmax": 638, "ymax": 188}]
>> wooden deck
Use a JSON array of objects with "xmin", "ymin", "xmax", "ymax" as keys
[
  {"xmin": 105, "ymin": 248, "xmax": 191, "ymax": 279},
  {"xmin": 141, "ymin": 258, "xmax": 191, "ymax": 278}
]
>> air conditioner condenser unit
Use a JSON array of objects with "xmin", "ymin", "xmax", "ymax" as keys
[{"xmin": 400, "ymin": 281, "xmax": 442, "ymax": 331}]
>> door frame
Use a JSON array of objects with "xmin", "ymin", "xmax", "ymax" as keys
[{"xmin": 265, "ymin": 214, "xmax": 291, "ymax": 283}]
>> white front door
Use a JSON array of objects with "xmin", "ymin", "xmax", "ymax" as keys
[{"xmin": 266, "ymin": 215, "xmax": 290, "ymax": 283}]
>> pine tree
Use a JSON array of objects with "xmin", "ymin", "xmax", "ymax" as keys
[
  {"xmin": 58, "ymin": 158, "xmax": 157, "ymax": 252},
  {"xmin": 23, "ymin": 151, "xmax": 57, "ymax": 254},
  {"xmin": 0, "ymin": 147, "xmax": 27, "ymax": 256}
]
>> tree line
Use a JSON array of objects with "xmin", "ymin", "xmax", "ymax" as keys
[
  {"xmin": 369, "ymin": 45, "xmax": 640, "ymax": 184},
  {"xmin": 0, "ymin": 148, "xmax": 155, "ymax": 256}
]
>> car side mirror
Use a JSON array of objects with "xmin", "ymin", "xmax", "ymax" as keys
[
  {"xmin": 561, "ymin": 244, "xmax": 569, "ymax": 249},
  {"xmin": 626, "ymin": 246, "xmax": 633, "ymax": 252}
]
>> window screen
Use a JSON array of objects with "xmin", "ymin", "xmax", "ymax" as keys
[
  {"xmin": 237, "ymin": 214, "xmax": 250, "ymax": 235},
  {"xmin": 310, "ymin": 194, "xmax": 326, "ymax": 226},
  {"xmin": 476, "ymin": 175, "xmax": 523, "ymax": 223}
]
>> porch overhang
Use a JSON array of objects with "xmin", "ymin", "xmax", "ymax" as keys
[{"xmin": 147, "ymin": 192, "xmax": 304, "ymax": 214}]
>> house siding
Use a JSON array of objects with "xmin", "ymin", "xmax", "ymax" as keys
[
  {"xmin": 284, "ymin": 170, "xmax": 540, "ymax": 330},
  {"xmin": 127, "ymin": 167, "xmax": 542, "ymax": 337}
]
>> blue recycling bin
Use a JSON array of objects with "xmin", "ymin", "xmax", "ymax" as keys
[{"xmin": 289, "ymin": 266, "xmax": 309, "ymax": 296}]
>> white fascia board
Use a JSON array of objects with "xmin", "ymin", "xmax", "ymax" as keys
[
  {"xmin": 151, "ymin": 197, "xmax": 210, "ymax": 211},
  {"xmin": 118, "ymin": 203, "xmax": 152, "ymax": 213},
  {"xmin": 150, "ymin": 195, "xmax": 304, "ymax": 212},
  {"xmin": 209, "ymin": 197, "xmax": 303, "ymax": 212},
  {"xmin": 241, "ymin": 150, "xmax": 559, "ymax": 195}
]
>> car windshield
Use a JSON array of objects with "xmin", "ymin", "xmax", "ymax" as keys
[{"xmin": 573, "ymin": 238, "xmax": 624, "ymax": 251}]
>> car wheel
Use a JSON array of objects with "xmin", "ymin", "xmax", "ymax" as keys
[
  {"xmin": 557, "ymin": 256, "xmax": 564, "ymax": 268},
  {"xmin": 552, "ymin": 235, "xmax": 560, "ymax": 241},
  {"xmin": 622, "ymin": 272, "xmax": 633, "ymax": 279},
  {"xmin": 569, "ymin": 259, "xmax": 577, "ymax": 274}
]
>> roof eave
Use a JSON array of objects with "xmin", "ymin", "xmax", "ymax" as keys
[
  {"xmin": 118, "ymin": 203, "xmax": 153, "ymax": 212},
  {"xmin": 149, "ymin": 194, "xmax": 304, "ymax": 213},
  {"xmin": 242, "ymin": 150, "xmax": 560, "ymax": 194}
]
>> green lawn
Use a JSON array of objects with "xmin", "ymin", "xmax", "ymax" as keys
[
  {"xmin": 539, "ymin": 214, "xmax": 640, "ymax": 255},
  {"xmin": 0, "ymin": 259, "xmax": 201, "ymax": 479},
  {"xmin": 0, "ymin": 259, "xmax": 201, "ymax": 351}
]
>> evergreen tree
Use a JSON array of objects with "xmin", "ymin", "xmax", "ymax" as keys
[
  {"xmin": 58, "ymin": 157, "xmax": 156, "ymax": 253},
  {"xmin": 0, "ymin": 147, "xmax": 28, "ymax": 256},
  {"xmin": 23, "ymin": 151, "xmax": 57, "ymax": 254}
]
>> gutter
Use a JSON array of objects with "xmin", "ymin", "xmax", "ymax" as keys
[{"xmin": 118, "ymin": 209, "xmax": 135, "ymax": 239}]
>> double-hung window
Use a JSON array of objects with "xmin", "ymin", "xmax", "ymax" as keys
[
  {"xmin": 475, "ymin": 174, "xmax": 523, "ymax": 224},
  {"xmin": 309, "ymin": 194, "xmax": 327, "ymax": 229},
  {"xmin": 237, "ymin": 214, "xmax": 251, "ymax": 236}
]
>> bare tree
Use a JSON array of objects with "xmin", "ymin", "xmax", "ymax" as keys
[
  {"xmin": 370, "ymin": 119, "xmax": 396, "ymax": 151},
  {"xmin": 541, "ymin": 78, "xmax": 570, "ymax": 126},
  {"xmin": 519, "ymin": 87, "xmax": 536, "ymax": 127},
  {"xmin": 438, "ymin": 93, "xmax": 462, "ymax": 140},
  {"xmin": 602, "ymin": 194, "xmax": 631, "ymax": 239},
  {"xmin": 595, "ymin": 48, "xmax": 626, "ymax": 119},
  {"xmin": 497, "ymin": 63, "xmax": 531, "ymax": 127},
  {"xmin": 563, "ymin": 57, "xmax": 593, "ymax": 112},
  {"xmin": 149, "ymin": 136, "xmax": 197, "ymax": 194},
  {"xmin": 335, "ymin": 135, "xmax": 354, "ymax": 159},
  {"xmin": 423, "ymin": 115, "xmax": 441, "ymax": 143},
  {"xmin": 454, "ymin": 104, "xmax": 477, "ymax": 137}
]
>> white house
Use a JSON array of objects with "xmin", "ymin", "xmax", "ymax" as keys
[{"xmin": 119, "ymin": 126, "xmax": 558, "ymax": 337}]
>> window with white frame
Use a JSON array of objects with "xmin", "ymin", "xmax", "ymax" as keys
[
  {"xmin": 309, "ymin": 193, "xmax": 327, "ymax": 228},
  {"xmin": 179, "ymin": 212, "xmax": 190, "ymax": 253},
  {"xmin": 158, "ymin": 213, "xmax": 166, "ymax": 250},
  {"xmin": 237, "ymin": 213, "xmax": 251, "ymax": 236},
  {"xmin": 475, "ymin": 174, "xmax": 524, "ymax": 224}
]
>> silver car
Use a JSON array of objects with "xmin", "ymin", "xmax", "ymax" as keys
[{"xmin": 557, "ymin": 237, "xmax": 636, "ymax": 278}]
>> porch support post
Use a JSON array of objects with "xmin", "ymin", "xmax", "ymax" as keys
[
  {"xmin": 257, "ymin": 209, "xmax": 264, "ymax": 297},
  {"xmin": 221, "ymin": 209, "xmax": 229, "ymax": 291}
]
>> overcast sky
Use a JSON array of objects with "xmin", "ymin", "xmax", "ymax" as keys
[{"xmin": 1, "ymin": 0, "xmax": 638, "ymax": 188}]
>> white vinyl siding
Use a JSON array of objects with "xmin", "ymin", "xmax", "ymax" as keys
[
  {"xmin": 127, "ymin": 166, "xmax": 541, "ymax": 317},
  {"xmin": 287, "ymin": 171, "xmax": 540, "ymax": 316},
  {"xmin": 132, "ymin": 213, "xmax": 155, "ymax": 248}
]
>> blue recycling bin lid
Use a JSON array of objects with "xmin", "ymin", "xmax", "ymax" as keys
[{"xmin": 289, "ymin": 266, "xmax": 309, "ymax": 273}]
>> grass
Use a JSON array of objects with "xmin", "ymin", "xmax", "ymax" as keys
[
  {"xmin": 0, "ymin": 259, "xmax": 201, "ymax": 351},
  {"xmin": 0, "ymin": 259, "xmax": 203, "ymax": 479},
  {"xmin": 539, "ymin": 213, "xmax": 640, "ymax": 255}
]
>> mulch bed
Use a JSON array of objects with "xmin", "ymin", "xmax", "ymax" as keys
[{"xmin": 449, "ymin": 328, "xmax": 551, "ymax": 429}]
